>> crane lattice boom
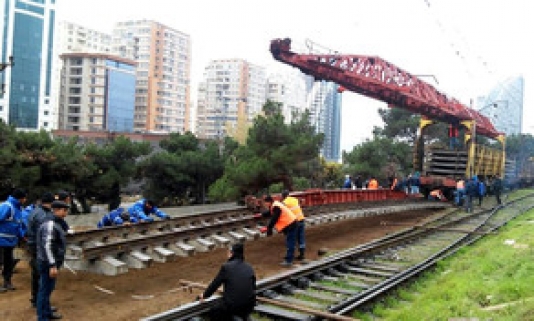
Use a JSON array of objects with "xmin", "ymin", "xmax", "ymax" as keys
[{"xmin": 270, "ymin": 38, "xmax": 501, "ymax": 138}]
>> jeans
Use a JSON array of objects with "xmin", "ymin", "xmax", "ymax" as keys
[
  {"xmin": 29, "ymin": 246, "xmax": 39, "ymax": 304},
  {"xmin": 495, "ymin": 191, "xmax": 502, "ymax": 204},
  {"xmin": 1, "ymin": 246, "xmax": 14, "ymax": 282},
  {"xmin": 296, "ymin": 220, "xmax": 306, "ymax": 250},
  {"xmin": 37, "ymin": 261, "xmax": 56, "ymax": 321},
  {"xmin": 464, "ymin": 195, "xmax": 474, "ymax": 213},
  {"xmin": 284, "ymin": 225, "xmax": 297, "ymax": 263}
]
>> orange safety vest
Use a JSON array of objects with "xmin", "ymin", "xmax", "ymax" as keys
[
  {"xmin": 390, "ymin": 178, "xmax": 398, "ymax": 190},
  {"xmin": 456, "ymin": 180, "xmax": 465, "ymax": 189},
  {"xmin": 368, "ymin": 179, "xmax": 378, "ymax": 190},
  {"xmin": 430, "ymin": 190, "xmax": 443, "ymax": 199},
  {"xmin": 272, "ymin": 200, "xmax": 296, "ymax": 232},
  {"xmin": 283, "ymin": 196, "xmax": 304, "ymax": 221}
]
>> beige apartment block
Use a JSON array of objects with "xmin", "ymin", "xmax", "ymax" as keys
[
  {"xmin": 58, "ymin": 53, "xmax": 136, "ymax": 132},
  {"xmin": 112, "ymin": 20, "xmax": 191, "ymax": 133}
]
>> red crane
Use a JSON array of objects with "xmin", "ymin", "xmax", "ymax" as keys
[{"xmin": 270, "ymin": 38, "xmax": 501, "ymax": 139}]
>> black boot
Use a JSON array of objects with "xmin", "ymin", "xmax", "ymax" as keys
[
  {"xmin": 3, "ymin": 280, "xmax": 15, "ymax": 291},
  {"xmin": 297, "ymin": 248, "xmax": 305, "ymax": 261}
]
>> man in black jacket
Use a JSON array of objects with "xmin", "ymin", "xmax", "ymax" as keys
[
  {"xmin": 36, "ymin": 200, "xmax": 70, "ymax": 321},
  {"xmin": 26, "ymin": 192, "xmax": 56, "ymax": 308},
  {"xmin": 200, "ymin": 243, "xmax": 256, "ymax": 321}
]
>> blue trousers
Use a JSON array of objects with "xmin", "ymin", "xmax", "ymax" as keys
[
  {"xmin": 284, "ymin": 225, "xmax": 297, "ymax": 263},
  {"xmin": 37, "ymin": 262, "xmax": 56, "ymax": 321},
  {"xmin": 296, "ymin": 220, "xmax": 306, "ymax": 250}
]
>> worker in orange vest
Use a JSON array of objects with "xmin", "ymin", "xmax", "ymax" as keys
[
  {"xmin": 281, "ymin": 190, "xmax": 306, "ymax": 262},
  {"xmin": 390, "ymin": 176, "xmax": 398, "ymax": 191},
  {"xmin": 429, "ymin": 189, "xmax": 446, "ymax": 201},
  {"xmin": 368, "ymin": 177, "xmax": 379, "ymax": 190},
  {"xmin": 259, "ymin": 195, "xmax": 298, "ymax": 267}
]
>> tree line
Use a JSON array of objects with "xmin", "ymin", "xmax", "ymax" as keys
[{"xmin": 2, "ymin": 101, "xmax": 530, "ymax": 212}]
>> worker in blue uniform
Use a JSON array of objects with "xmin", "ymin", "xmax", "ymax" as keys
[
  {"xmin": 0, "ymin": 189, "xmax": 27, "ymax": 292},
  {"xmin": 127, "ymin": 199, "xmax": 169, "ymax": 222},
  {"xmin": 97, "ymin": 208, "xmax": 136, "ymax": 228}
]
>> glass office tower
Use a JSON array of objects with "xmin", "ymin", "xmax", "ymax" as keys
[
  {"xmin": 477, "ymin": 76, "xmax": 524, "ymax": 136},
  {"xmin": 1, "ymin": 0, "xmax": 56, "ymax": 129}
]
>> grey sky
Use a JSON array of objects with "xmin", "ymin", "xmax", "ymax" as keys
[{"xmin": 56, "ymin": 0, "xmax": 532, "ymax": 152}]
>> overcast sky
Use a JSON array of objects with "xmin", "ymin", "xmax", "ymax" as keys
[{"xmin": 56, "ymin": 0, "xmax": 532, "ymax": 152}]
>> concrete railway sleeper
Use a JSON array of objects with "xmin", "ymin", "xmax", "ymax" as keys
[
  {"xmin": 65, "ymin": 201, "xmax": 448, "ymax": 275},
  {"xmin": 141, "ymin": 194, "xmax": 534, "ymax": 320}
]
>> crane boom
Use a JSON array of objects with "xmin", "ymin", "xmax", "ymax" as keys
[{"xmin": 270, "ymin": 38, "xmax": 501, "ymax": 138}]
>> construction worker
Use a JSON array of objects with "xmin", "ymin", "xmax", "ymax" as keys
[
  {"xmin": 97, "ymin": 208, "xmax": 136, "ymax": 228},
  {"xmin": 26, "ymin": 192, "xmax": 59, "ymax": 309},
  {"xmin": 260, "ymin": 195, "xmax": 298, "ymax": 267},
  {"xmin": 36, "ymin": 200, "xmax": 70, "ymax": 320},
  {"xmin": 199, "ymin": 243, "xmax": 256, "ymax": 321},
  {"xmin": 0, "ymin": 188, "xmax": 27, "ymax": 292},
  {"xmin": 281, "ymin": 190, "xmax": 306, "ymax": 261},
  {"xmin": 455, "ymin": 178, "xmax": 466, "ymax": 206},
  {"xmin": 368, "ymin": 177, "xmax": 379, "ymax": 190},
  {"xmin": 477, "ymin": 179, "xmax": 486, "ymax": 206},
  {"xmin": 448, "ymin": 124, "xmax": 459, "ymax": 150},
  {"xmin": 465, "ymin": 177, "xmax": 478, "ymax": 213},
  {"xmin": 342, "ymin": 175, "xmax": 352, "ymax": 189},
  {"xmin": 429, "ymin": 189, "xmax": 446, "ymax": 201},
  {"xmin": 492, "ymin": 174, "xmax": 503, "ymax": 205},
  {"xmin": 390, "ymin": 176, "xmax": 398, "ymax": 191},
  {"xmin": 127, "ymin": 199, "xmax": 170, "ymax": 222}
]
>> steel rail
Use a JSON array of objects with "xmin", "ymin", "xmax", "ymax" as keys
[{"xmin": 142, "ymin": 194, "xmax": 534, "ymax": 320}]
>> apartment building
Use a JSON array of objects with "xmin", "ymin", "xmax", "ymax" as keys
[
  {"xmin": 112, "ymin": 20, "xmax": 192, "ymax": 133},
  {"xmin": 58, "ymin": 53, "xmax": 136, "ymax": 132}
]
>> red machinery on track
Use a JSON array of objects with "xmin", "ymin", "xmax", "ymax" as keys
[{"xmin": 269, "ymin": 38, "xmax": 506, "ymax": 196}]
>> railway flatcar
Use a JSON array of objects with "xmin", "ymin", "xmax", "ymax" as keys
[{"xmin": 414, "ymin": 119, "xmax": 506, "ymax": 199}]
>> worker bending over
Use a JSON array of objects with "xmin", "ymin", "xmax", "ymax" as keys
[
  {"xmin": 259, "ymin": 195, "xmax": 297, "ymax": 267},
  {"xmin": 97, "ymin": 208, "xmax": 136, "ymax": 228},
  {"xmin": 281, "ymin": 190, "xmax": 306, "ymax": 261},
  {"xmin": 127, "ymin": 199, "xmax": 169, "ymax": 222}
]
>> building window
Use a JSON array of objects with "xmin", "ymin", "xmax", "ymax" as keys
[
  {"xmin": 44, "ymin": 111, "xmax": 49, "ymax": 116},
  {"xmin": 43, "ymin": 122, "xmax": 48, "ymax": 127}
]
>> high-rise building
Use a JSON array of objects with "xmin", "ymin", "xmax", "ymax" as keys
[
  {"xmin": 0, "ymin": 0, "xmax": 57, "ymax": 130},
  {"xmin": 58, "ymin": 53, "xmax": 136, "ymax": 132},
  {"xmin": 266, "ymin": 70, "xmax": 310, "ymax": 124},
  {"xmin": 476, "ymin": 75, "xmax": 524, "ymax": 136},
  {"xmin": 112, "ymin": 20, "xmax": 192, "ymax": 133},
  {"xmin": 196, "ymin": 59, "xmax": 266, "ymax": 142},
  {"xmin": 57, "ymin": 21, "xmax": 112, "ymax": 54},
  {"xmin": 308, "ymin": 81, "xmax": 342, "ymax": 162}
]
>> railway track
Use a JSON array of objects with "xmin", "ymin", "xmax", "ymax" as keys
[
  {"xmin": 141, "ymin": 194, "xmax": 534, "ymax": 321},
  {"xmin": 65, "ymin": 199, "xmax": 448, "ymax": 275}
]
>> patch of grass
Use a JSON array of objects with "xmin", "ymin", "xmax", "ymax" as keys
[{"xmin": 373, "ymin": 190, "xmax": 534, "ymax": 320}]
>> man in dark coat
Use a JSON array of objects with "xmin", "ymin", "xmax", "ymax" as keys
[
  {"xmin": 200, "ymin": 243, "xmax": 256, "ymax": 321},
  {"xmin": 36, "ymin": 200, "xmax": 70, "ymax": 320},
  {"xmin": 26, "ymin": 192, "xmax": 56, "ymax": 308}
]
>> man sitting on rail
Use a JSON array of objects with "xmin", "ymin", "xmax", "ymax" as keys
[
  {"xmin": 127, "ymin": 199, "xmax": 169, "ymax": 222},
  {"xmin": 199, "ymin": 243, "xmax": 256, "ymax": 321},
  {"xmin": 96, "ymin": 208, "xmax": 136, "ymax": 228}
]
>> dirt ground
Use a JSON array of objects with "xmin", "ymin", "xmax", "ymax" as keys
[{"xmin": 0, "ymin": 209, "xmax": 440, "ymax": 321}]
